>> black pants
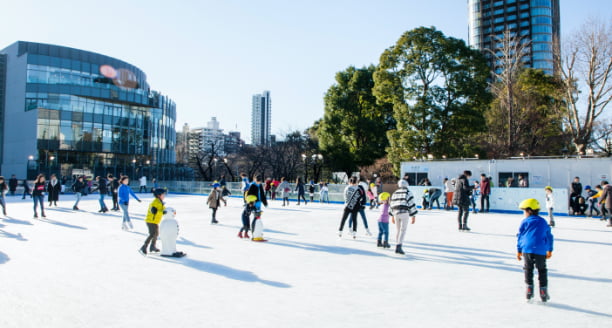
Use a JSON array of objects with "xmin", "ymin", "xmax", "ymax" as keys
[
  {"xmin": 480, "ymin": 194, "xmax": 489, "ymax": 212},
  {"xmin": 112, "ymin": 192, "xmax": 118, "ymax": 209},
  {"xmin": 143, "ymin": 223, "xmax": 159, "ymax": 251},
  {"xmin": 339, "ymin": 208, "xmax": 358, "ymax": 232},
  {"xmin": 211, "ymin": 207, "xmax": 217, "ymax": 220},
  {"xmin": 523, "ymin": 253, "xmax": 548, "ymax": 287},
  {"xmin": 240, "ymin": 211, "xmax": 251, "ymax": 233},
  {"xmin": 457, "ymin": 205, "xmax": 469, "ymax": 227}
]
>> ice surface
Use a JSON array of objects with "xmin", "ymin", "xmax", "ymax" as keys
[{"xmin": 1, "ymin": 193, "xmax": 611, "ymax": 327}]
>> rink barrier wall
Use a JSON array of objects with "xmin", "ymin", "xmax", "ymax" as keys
[{"xmin": 156, "ymin": 181, "xmax": 587, "ymax": 217}]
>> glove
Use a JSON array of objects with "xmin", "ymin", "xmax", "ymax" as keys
[
  {"xmin": 546, "ymin": 251, "xmax": 552, "ymax": 259},
  {"xmin": 517, "ymin": 252, "xmax": 522, "ymax": 261},
  {"xmin": 138, "ymin": 200, "xmax": 142, "ymax": 203}
]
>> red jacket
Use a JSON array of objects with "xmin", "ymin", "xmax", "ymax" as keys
[{"xmin": 480, "ymin": 178, "xmax": 491, "ymax": 196}]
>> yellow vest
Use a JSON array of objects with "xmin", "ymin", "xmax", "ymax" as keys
[{"xmin": 145, "ymin": 198, "xmax": 165, "ymax": 224}]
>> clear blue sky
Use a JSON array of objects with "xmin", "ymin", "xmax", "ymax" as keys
[{"xmin": 1, "ymin": 0, "xmax": 609, "ymax": 143}]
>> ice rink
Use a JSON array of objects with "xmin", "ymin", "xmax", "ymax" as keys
[{"xmin": 1, "ymin": 192, "xmax": 611, "ymax": 327}]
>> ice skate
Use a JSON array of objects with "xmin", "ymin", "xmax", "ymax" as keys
[
  {"xmin": 377, "ymin": 239, "xmax": 382, "ymax": 247},
  {"xmin": 539, "ymin": 287, "xmax": 550, "ymax": 302},
  {"xmin": 365, "ymin": 228, "xmax": 372, "ymax": 236},
  {"xmin": 383, "ymin": 241, "xmax": 390, "ymax": 248},
  {"xmin": 149, "ymin": 247, "xmax": 160, "ymax": 253},
  {"xmin": 526, "ymin": 285, "xmax": 534, "ymax": 301},
  {"xmin": 128, "ymin": 221, "xmax": 134, "ymax": 230},
  {"xmin": 395, "ymin": 244, "xmax": 405, "ymax": 255},
  {"xmin": 121, "ymin": 222, "xmax": 128, "ymax": 231},
  {"xmin": 138, "ymin": 246, "xmax": 147, "ymax": 256},
  {"xmin": 238, "ymin": 231, "xmax": 243, "ymax": 238}
]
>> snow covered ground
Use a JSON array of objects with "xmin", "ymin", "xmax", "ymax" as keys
[{"xmin": 1, "ymin": 193, "xmax": 611, "ymax": 328}]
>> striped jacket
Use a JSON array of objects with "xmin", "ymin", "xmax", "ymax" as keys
[{"xmin": 389, "ymin": 187, "xmax": 418, "ymax": 217}]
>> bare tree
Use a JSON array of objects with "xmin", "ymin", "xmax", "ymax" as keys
[
  {"xmin": 557, "ymin": 18, "xmax": 612, "ymax": 154},
  {"xmin": 591, "ymin": 120, "xmax": 612, "ymax": 156},
  {"xmin": 485, "ymin": 30, "xmax": 532, "ymax": 156}
]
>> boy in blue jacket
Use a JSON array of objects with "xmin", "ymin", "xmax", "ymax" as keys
[{"xmin": 516, "ymin": 198, "xmax": 554, "ymax": 302}]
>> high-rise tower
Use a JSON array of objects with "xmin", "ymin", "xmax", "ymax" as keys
[
  {"xmin": 468, "ymin": 0, "xmax": 560, "ymax": 75},
  {"xmin": 251, "ymin": 90, "xmax": 271, "ymax": 146}
]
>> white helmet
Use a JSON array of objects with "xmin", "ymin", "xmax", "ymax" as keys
[{"xmin": 398, "ymin": 179, "xmax": 408, "ymax": 188}]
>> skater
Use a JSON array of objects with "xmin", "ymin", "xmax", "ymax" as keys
[
  {"xmin": 422, "ymin": 189, "xmax": 430, "ymax": 210},
  {"xmin": 444, "ymin": 178, "xmax": 455, "ymax": 210},
  {"xmin": 544, "ymin": 186, "xmax": 555, "ymax": 227},
  {"xmin": 238, "ymin": 195, "xmax": 257, "ymax": 239},
  {"xmin": 338, "ymin": 177, "xmax": 364, "ymax": 238},
  {"xmin": 367, "ymin": 186, "xmax": 377, "ymax": 210},
  {"xmin": 428, "ymin": 187, "xmax": 442, "ymax": 210},
  {"xmin": 470, "ymin": 180, "xmax": 480, "ymax": 214},
  {"xmin": 453, "ymin": 170, "xmax": 473, "ymax": 231},
  {"xmin": 389, "ymin": 179, "xmax": 418, "ymax": 255},
  {"xmin": 139, "ymin": 188, "xmax": 166, "ymax": 255},
  {"xmin": 138, "ymin": 175, "xmax": 147, "ymax": 193},
  {"xmin": 319, "ymin": 182, "xmax": 329, "ymax": 204},
  {"xmin": 207, "ymin": 183, "xmax": 222, "ymax": 224},
  {"xmin": 376, "ymin": 192, "xmax": 391, "ymax": 248},
  {"xmin": 600, "ymin": 181, "xmax": 612, "ymax": 227},
  {"xmin": 159, "ymin": 207, "xmax": 186, "ymax": 257},
  {"xmin": 480, "ymin": 174, "xmax": 491, "ymax": 213},
  {"xmin": 277, "ymin": 177, "xmax": 290, "ymax": 206},
  {"xmin": 349, "ymin": 179, "xmax": 371, "ymax": 236},
  {"xmin": 8, "ymin": 174, "xmax": 18, "ymax": 196},
  {"xmin": 569, "ymin": 176, "xmax": 582, "ymax": 214},
  {"xmin": 221, "ymin": 185, "xmax": 231, "ymax": 206},
  {"xmin": 240, "ymin": 173, "xmax": 250, "ymax": 200},
  {"xmin": 118, "ymin": 176, "xmax": 142, "ymax": 230},
  {"xmin": 246, "ymin": 175, "xmax": 268, "ymax": 241},
  {"xmin": 46, "ymin": 174, "xmax": 61, "ymax": 206},
  {"xmin": 0, "ymin": 176, "xmax": 8, "ymax": 216},
  {"xmin": 295, "ymin": 178, "xmax": 307, "ymax": 205},
  {"xmin": 308, "ymin": 180, "xmax": 316, "ymax": 203},
  {"xmin": 584, "ymin": 186, "xmax": 600, "ymax": 217},
  {"xmin": 108, "ymin": 174, "xmax": 120, "ymax": 211},
  {"xmin": 32, "ymin": 174, "xmax": 46, "ymax": 218},
  {"xmin": 21, "ymin": 179, "xmax": 31, "ymax": 199},
  {"xmin": 516, "ymin": 198, "xmax": 554, "ymax": 302},
  {"xmin": 91, "ymin": 176, "xmax": 109, "ymax": 213},
  {"xmin": 71, "ymin": 176, "xmax": 87, "ymax": 210}
]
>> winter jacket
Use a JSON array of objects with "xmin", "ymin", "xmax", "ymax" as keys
[
  {"xmin": 72, "ymin": 180, "xmax": 87, "ymax": 194},
  {"xmin": 389, "ymin": 187, "xmax": 418, "ymax": 217},
  {"xmin": 600, "ymin": 184, "xmax": 612, "ymax": 210},
  {"xmin": 378, "ymin": 202, "xmax": 390, "ymax": 223},
  {"xmin": 480, "ymin": 178, "xmax": 491, "ymax": 196},
  {"xmin": 517, "ymin": 215, "xmax": 554, "ymax": 255},
  {"xmin": 93, "ymin": 178, "xmax": 108, "ymax": 194},
  {"xmin": 545, "ymin": 192, "xmax": 554, "ymax": 209},
  {"xmin": 118, "ymin": 184, "xmax": 140, "ymax": 205},
  {"xmin": 343, "ymin": 185, "xmax": 365, "ymax": 211},
  {"xmin": 247, "ymin": 183, "xmax": 268, "ymax": 207},
  {"xmin": 145, "ymin": 197, "xmax": 165, "ymax": 225},
  {"xmin": 47, "ymin": 179, "xmax": 61, "ymax": 201},
  {"xmin": 207, "ymin": 189, "xmax": 221, "ymax": 209},
  {"xmin": 8, "ymin": 178, "xmax": 18, "ymax": 191},
  {"xmin": 32, "ymin": 182, "xmax": 46, "ymax": 197},
  {"xmin": 452, "ymin": 175, "xmax": 472, "ymax": 207},
  {"xmin": 277, "ymin": 181, "xmax": 290, "ymax": 198},
  {"xmin": 571, "ymin": 182, "xmax": 582, "ymax": 197}
]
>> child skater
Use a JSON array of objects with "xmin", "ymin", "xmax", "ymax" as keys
[
  {"xmin": 207, "ymin": 183, "xmax": 221, "ymax": 224},
  {"xmin": 422, "ymin": 189, "xmax": 430, "ymax": 210},
  {"xmin": 544, "ymin": 186, "xmax": 555, "ymax": 227},
  {"xmin": 238, "ymin": 195, "xmax": 257, "ymax": 239},
  {"xmin": 516, "ymin": 198, "xmax": 554, "ymax": 302},
  {"xmin": 139, "ymin": 188, "xmax": 167, "ymax": 255},
  {"xmin": 377, "ymin": 192, "xmax": 391, "ymax": 248},
  {"xmin": 367, "ymin": 187, "xmax": 377, "ymax": 210}
]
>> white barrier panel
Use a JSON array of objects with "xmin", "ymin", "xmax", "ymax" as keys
[{"xmin": 407, "ymin": 186, "xmax": 570, "ymax": 215}]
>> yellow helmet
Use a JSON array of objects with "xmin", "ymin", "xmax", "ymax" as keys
[
  {"xmin": 518, "ymin": 198, "xmax": 540, "ymax": 210},
  {"xmin": 245, "ymin": 195, "xmax": 258, "ymax": 203},
  {"xmin": 544, "ymin": 186, "xmax": 553, "ymax": 191},
  {"xmin": 379, "ymin": 192, "xmax": 390, "ymax": 201}
]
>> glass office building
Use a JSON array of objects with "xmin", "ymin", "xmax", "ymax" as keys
[
  {"xmin": 0, "ymin": 41, "xmax": 181, "ymax": 179},
  {"xmin": 468, "ymin": 0, "xmax": 560, "ymax": 75},
  {"xmin": 251, "ymin": 90, "xmax": 271, "ymax": 146}
]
